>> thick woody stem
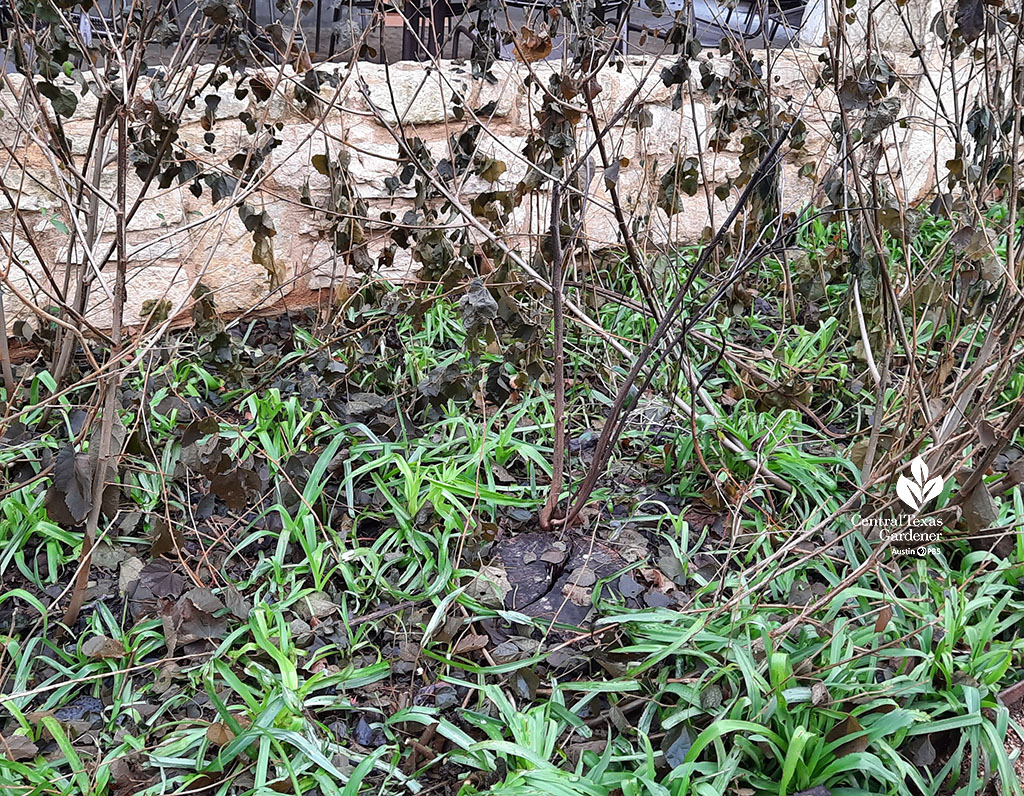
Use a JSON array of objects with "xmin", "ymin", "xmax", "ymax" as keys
[{"xmin": 539, "ymin": 183, "xmax": 565, "ymax": 531}]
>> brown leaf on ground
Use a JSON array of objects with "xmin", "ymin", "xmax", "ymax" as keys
[
  {"xmin": 150, "ymin": 518, "xmax": 185, "ymax": 558},
  {"xmin": 0, "ymin": 734, "xmax": 38, "ymax": 761},
  {"xmin": 962, "ymin": 482, "xmax": 998, "ymax": 534},
  {"xmin": 139, "ymin": 559, "xmax": 185, "ymax": 599},
  {"xmin": 109, "ymin": 751, "xmax": 158, "ymax": 796},
  {"xmin": 206, "ymin": 722, "xmax": 235, "ymax": 746},
  {"xmin": 825, "ymin": 715, "xmax": 868, "ymax": 757},
  {"xmin": 639, "ymin": 568, "xmax": 675, "ymax": 593},
  {"xmin": 82, "ymin": 635, "xmax": 126, "ymax": 659},
  {"xmin": 161, "ymin": 588, "xmax": 228, "ymax": 655},
  {"xmin": 561, "ymin": 583, "xmax": 591, "ymax": 606},
  {"xmin": 453, "ymin": 634, "xmax": 489, "ymax": 654}
]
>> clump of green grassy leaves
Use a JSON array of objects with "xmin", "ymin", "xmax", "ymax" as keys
[{"xmin": 1, "ymin": 213, "xmax": 1023, "ymax": 795}]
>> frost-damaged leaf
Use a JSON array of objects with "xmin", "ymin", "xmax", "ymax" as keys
[
  {"xmin": 119, "ymin": 556, "xmax": 145, "ymax": 595},
  {"xmin": 491, "ymin": 637, "xmax": 540, "ymax": 664},
  {"xmin": 618, "ymin": 573, "xmax": 643, "ymax": 599},
  {"xmin": 908, "ymin": 735, "xmax": 936, "ymax": 767},
  {"xmin": 978, "ymin": 419, "xmax": 998, "ymax": 448},
  {"xmin": 512, "ymin": 667, "xmax": 540, "ymax": 701},
  {"xmin": 45, "ymin": 446, "xmax": 93, "ymax": 525},
  {"xmin": 139, "ymin": 559, "xmax": 185, "ymax": 599},
  {"xmin": 222, "ymin": 585, "xmax": 252, "ymax": 620},
  {"xmin": 354, "ymin": 716, "xmax": 387, "ymax": 747},
  {"xmin": 950, "ymin": 225, "xmax": 975, "ymax": 252},
  {"xmin": 294, "ymin": 591, "xmax": 340, "ymax": 620},
  {"xmin": 0, "ymin": 734, "xmax": 38, "ymax": 761},
  {"xmin": 838, "ymin": 76, "xmax": 883, "ymax": 111},
  {"xmin": 200, "ymin": 0, "xmax": 243, "ymax": 25},
  {"xmin": 253, "ymin": 237, "xmax": 286, "ymax": 290},
  {"xmin": 475, "ymin": 157, "xmax": 506, "ymax": 183},
  {"xmin": 514, "ymin": 25, "xmax": 552, "ymax": 62},
  {"xmin": 962, "ymin": 481, "xmax": 998, "ymax": 535},
  {"xmin": 312, "ymin": 153, "xmax": 331, "ymax": 175},
  {"xmin": 209, "ymin": 464, "xmax": 262, "ymax": 512},
  {"xmin": 874, "ymin": 605, "xmax": 893, "ymax": 634},
  {"xmin": 83, "ymin": 636, "xmax": 126, "ymax": 659},
  {"xmin": 414, "ymin": 682, "xmax": 459, "ymax": 709},
  {"xmin": 185, "ymin": 587, "xmax": 225, "ymax": 614},
  {"xmin": 956, "ymin": 0, "xmax": 985, "ymax": 42},
  {"xmin": 181, "ymin": 415, "xmax": 219, "ymax": 448},
  {"xmin": 419, "ymin": 363, "xmax": 470, "ymax": 405},
  {"xmin": 150, "ymin": 518, "xmax": 185, "ymax": 558},
  {"xmin": 861, "ymin": 95, "xmax": 901, "ymax": 142},
  {"xmin": 603, "ymin": 161, "xmax": 620, "ymax": 191},
  {"xmin": 37, "ymin": 81, "xmax": 78, "ymax": 118},
  {"xmin": 459, "ymin": 278, "xmax": 498, "ymax": 336},
  {"xmin": 658, "ymin": 157, "xmax": 700, "ymax": 216},
  {"xmin": 46, "ymin": 410, "xmax": 127, "ymax": 527}
]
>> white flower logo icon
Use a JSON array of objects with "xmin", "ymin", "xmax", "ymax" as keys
[{"xmin": 896, "ymin": 457, "xmax": 944, "ymax": 511}]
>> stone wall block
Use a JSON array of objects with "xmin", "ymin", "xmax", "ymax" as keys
[
  {"xmin": 356, "ymin": 62, "xmax": 473, "ymax": 125},
  {"xmin": 1, "ymin": 43, "xmax": 967, "ymax": 330},
  {"xmin": 641, "ymin": 102, "xmax": 708, "ymax": 157},
  {"xmin": 468, "ymin": 61, "xmax": 524, "ymax": 124},
  {"xmin": 79, "ymin": 261, "xmax": 191, "ymax": 329}
]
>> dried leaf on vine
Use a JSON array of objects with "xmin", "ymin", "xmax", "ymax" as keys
[
  {"xmin": 460, "ymin": 278, "xmax": 499, "ymax": 336},
  {"xmin": 515, "ymin": 26, "xmax": 552, "ymax": 62},
  {"xmin": 658, "ymin": 158, "xmax": 700, "ymax": 215},
  {"xmin": 253, "ymin": 237, "xmax": 286, "ymax": 289},
  {"xmin": 955, "ymin": 0, "xmax": 985, "ymax": 42}
]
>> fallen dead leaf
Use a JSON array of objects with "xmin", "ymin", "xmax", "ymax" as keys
[
  {"xmin": 0, "ymin": 733, "xmax": 38, "ymax": 761},
  {"xmin": 453, "ymin": 634, "xmax": 489, "ymax": 654},
  {"xmin": 138, "ymin": 559, "xmax": 185, "ymax": 599},
  {"xmin": 82, "ymin": 635, "xmax": 126, "ymax": 660},
  {"xmin": 825, "ymin": 714, "xmax": 868, "ymax": 757},
  {"xmin": 118, "ymin": 556, "xmax": 145, "ymax": 595},
  {"xmin": 206, "ymin": 722, "xmax": 235, "ymax": 746},
  {"xmin": 561, "ymin": 583, "xmax": 591, "ymax": 606},
  {"xmin": 639, "ymin": 568, "xmax": 675, "ymax": 593},
  {"xmin": 962, "ymin": 481, "xmax": 998, "ymax": 534}
]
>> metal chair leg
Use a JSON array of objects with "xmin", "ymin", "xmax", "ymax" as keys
[{"xmin": 402, "ymin": 0, "xmax": 420, "ymax": 59}]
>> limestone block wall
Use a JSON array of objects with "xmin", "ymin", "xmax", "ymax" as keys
[{"xmin": 0, "ymin": 40, "xmax": 955, "ymax": 330}]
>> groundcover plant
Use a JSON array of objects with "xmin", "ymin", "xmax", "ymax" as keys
[{"xmin": 1, "ymin": 0, "xmax": 1024, "ymax": 793}]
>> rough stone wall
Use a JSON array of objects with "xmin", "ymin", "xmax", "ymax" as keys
[{"xmin": 0, "ymin": 43, "xmax": 945, "ymax": 330}]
